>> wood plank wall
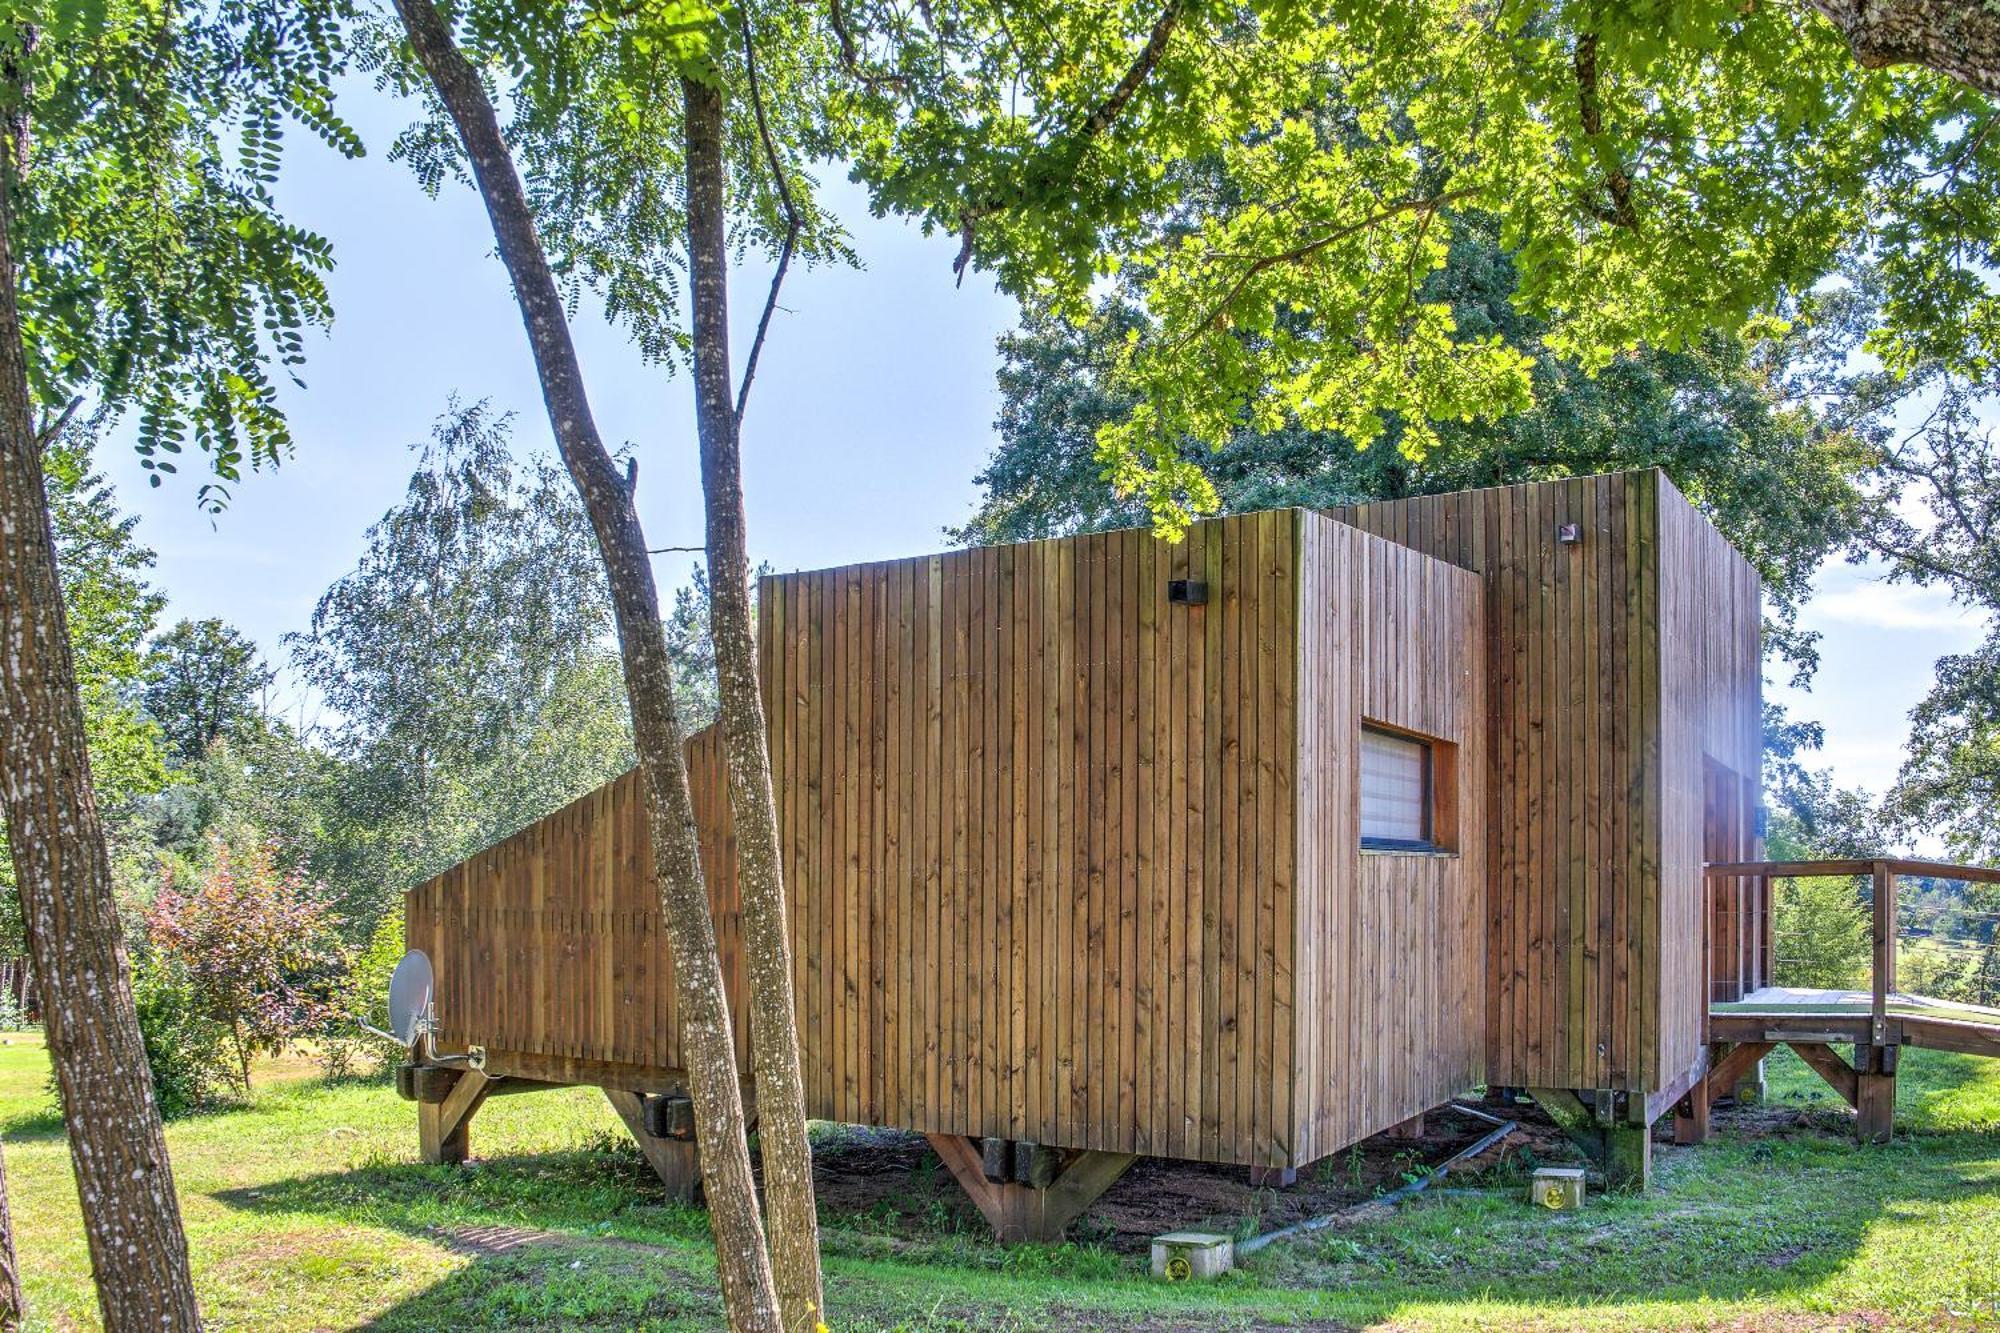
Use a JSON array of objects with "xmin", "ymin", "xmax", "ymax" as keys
[
  {"xmin": 1657, "ymin": 476, "xmax": 1764, "ymax": 1060},
  {"xmin": 1294, "ymin": 513, "xmax": 1486, "ymax": 1162},
  {"xmin": 1329, "ymin": 470, "xmax": 1761, "ymax": 1097},
  {"xmin": 1331, "ymin": 472, "xmax": 1658, "ymax": 1093},
  {"xmin": 407, "ymin": 726, "xmax": 749, "ymax": 1077},
  {"xmin": 414, "ymin": 509, "xmax": 1385, "ymax": 1165},
  {"xmin": 763, "ymin": 510, "xmax": 1302, "ymax": 1163},
  {"xmin": 409, "ymin": 477, "xmax": 1740, "ymax": 1154}
]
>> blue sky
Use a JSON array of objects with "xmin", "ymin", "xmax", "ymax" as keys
[{"xmin": 100, "ymin": 76, "xmax": 1984, "ymax": 804}]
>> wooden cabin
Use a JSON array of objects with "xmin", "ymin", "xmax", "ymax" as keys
[{"xmin": 402, "ymin": 469, "xmax": 1762, "ymax": 1234}]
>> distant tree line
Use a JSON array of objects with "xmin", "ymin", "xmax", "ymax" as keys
[{"xmin": 7, "ymin": 402, "xmax": 728, "ymax": 1107}]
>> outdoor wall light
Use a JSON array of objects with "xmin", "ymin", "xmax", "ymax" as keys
[
  {"xmin": 1168, "ymin": 579, "xmax": 1208, "ymax": 605},
  {"xmin": 1557, "ymin": 523, "xmax": 1582, "ymax": 545}
]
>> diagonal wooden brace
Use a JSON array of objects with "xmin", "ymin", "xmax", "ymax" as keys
[
  {"xmin": 419, "ymin": 1068, "xmax": 494, "ymax": 1164},
  {"xmin": 928, "ymin": 1134, "xmax": 1136, "ymax": 1243},
  {"xmin": 605, "ymin": 1088, "xmax": 703, "ymax": 1203}
]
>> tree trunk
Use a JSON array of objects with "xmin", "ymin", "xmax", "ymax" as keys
[
  {"xmin": 681, "ymin": 76, "xmax": 825, "ymax": 1333},
  {"xmin": 390, "ymin": 4, "xmax": 780, "ymax": 1328},
  {"xmin": 0, "ymin": 1132, "xmax": 21, "ymax": 1331},
  {"xmin": 0, "ymin": 153, "xmax": 203, "ymax": 1329},
  {"xmin": 1807, "ymin": 0, "xmax": 2000, "ymax": 95}
]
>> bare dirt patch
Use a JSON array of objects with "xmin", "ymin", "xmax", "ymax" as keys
[{"xmin": 811, "ymin": 1101, "xmax": 1581, "ymax": 1251}]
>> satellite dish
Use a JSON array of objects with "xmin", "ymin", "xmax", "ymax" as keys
[{"xmin": 386, "ymin": 950, "xmax": 435, "ymax": 1047}]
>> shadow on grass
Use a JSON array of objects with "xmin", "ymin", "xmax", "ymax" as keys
[
  {"xmin": 1764, "ymin": 1044, "xmax": 2000, "ymax": 1135},
  {"xmin": 210, "ymin": 1140, "xmax": 735, "ymax": 1328},
  {"xmin": 193, "ymin": 1096, "xmax": 2000, "ymax": 1330},
  {"xmin": 0, "ymin": 1096, "xmax": 64, "ymax": 1139},
  {"xmin": 1243, "ymin": 1106, "xmax": 2000, "ymax": 1322},
  {"xmin": 364, "ymin": 1236, "xmax": 725, "ymax": 1330}
]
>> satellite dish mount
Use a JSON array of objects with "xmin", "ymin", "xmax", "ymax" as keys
[{"xmin": 358, "ymin": 949, "xmax": 485, "ymax": 1071}]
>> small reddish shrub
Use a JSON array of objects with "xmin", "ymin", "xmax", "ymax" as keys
[{"xmin": 147, "ymin": 839, "xmax": 348, "ymax": 1092}]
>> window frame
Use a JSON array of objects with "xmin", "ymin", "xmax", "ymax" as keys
[{"xmin": 1358, "ymin": 723, "xmax": 1452, "ymax": 854}]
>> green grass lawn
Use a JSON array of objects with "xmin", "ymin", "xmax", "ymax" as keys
[{"xmin": 5, "ymin": 1032, "xmax": 1999, "ymax": 1330}]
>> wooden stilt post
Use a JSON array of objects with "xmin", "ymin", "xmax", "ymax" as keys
[
  {"xmin": 927, "ymin": 1134, "xmax": 1136, "ymax": 1243},
  {"xmin": 605, "ymin": 1089, "xmax": 703, "ymax": 1202},
  {"xmin": 1386, "ymin": 1113, "xmax": 1425, "ymax": 1141},
  {"xmin": 1671, "ymin": 1087, "xmax": 1709, "ymax": 1145},
  {"xmin": 418, "ymin": 1068, "xmax": 494, "ymax": 1165},
  {"xmin": 1528, "ymin": 1088, "xmax": 1651, "ymax": 1191},
  {"xmin": 1861, "ymin": 860, "xmax": 1899, "ymax": 1145},
  {"xmin": 1855, "ymin": 1042, "xmax": 1896, "ymax": 1145}
]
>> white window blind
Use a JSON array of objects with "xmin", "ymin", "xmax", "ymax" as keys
[{"xmin": 1360, "ymin": 727, "xmax": 1430, "ymax": 846}]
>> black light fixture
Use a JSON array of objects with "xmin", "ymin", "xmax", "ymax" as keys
[
  {"xmin": 1557, "ymin": 523, "xmax": 1582, "ymax": 545},
  {"xmin": 1168, "ymin": 579, "xmax": 1208, "ymax": 606}
]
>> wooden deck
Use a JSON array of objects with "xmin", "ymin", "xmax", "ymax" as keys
[
  {"xmin": 1710, "ymin": 986, "xmax": 2000, "ymax": 1061},
  {"xmin": 1686, "ymin": 858, "xmax": 2000, "ymax": 1146}
]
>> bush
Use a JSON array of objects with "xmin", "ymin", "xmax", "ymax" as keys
[
  {"xmin": 327, "ymin": 911, "xmax": 408, "ymax": 1080},
  {"xmin": 147, "ymin": 838, "xmax": 349, "ymax": 1093},
  {"xmin": 131, "ymin": 953, "xmax": 232, "ymax": 1117},
  {"xmin": 1774, "ymin": 875, "xmax": 1871, "ymax": 990},
  {"xmin": 0, "ymin": 985, "xmax": 31, "ymax": 1033}
]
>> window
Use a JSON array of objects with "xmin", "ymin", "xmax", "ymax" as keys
[{"xmin": 1361, "ymin": 726, "xmax": 1433, "ymax": 850}]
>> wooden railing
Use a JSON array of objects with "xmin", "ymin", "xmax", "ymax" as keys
[{"xmin": 1705, "ymin": 858, "xmax": 2000, "ymax": 1045}]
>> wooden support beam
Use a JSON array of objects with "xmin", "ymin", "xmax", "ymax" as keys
[
  {"xmin": 1527, "ymin": 1089, "xmax": 1651, "ymax": 1192},
  {"xmin": 1013, "ymin": 1142, "xmax": 1061, "ymax": 1189},
  {"xmin": 1671, "ymin": 1087, "xmax": 1710, "ymax": 1145},
  {"xmin": 1855, "ymin": 1044, "xmax": 1895, "ymax": 1145},
  {"xmin": 418, "ymin": 1068, "xmax": 494, "ymax": 1165},
  {"xmin": 927, "ymin": 1135, "xmax": 1136, "ymax": 1243},
  {"xmin": 1871, "ymin": 861, "xmax": 1896, "ymax": 1049},
  {"xmin": 1644, "ymin": 1048, "xmax": 1712, "ymax": 1126},
  {"xmin": 1700, "ymin": 1042, "xmax": 1774, "ymax": 1108},
  {"xmin": 605, "ymin": 1089, "xmax": 702, "ymax": 1203},
  {"xmin": 641, "ymin": 1093, "xmax": 696, "ymax": 1141},
  {"xmin": 1787, "ymin": 1042, "xmax": 1858, "ymax": 1108},
  {"xmin": 1902, "ymin": 1015, "xmax": 2000, "ymax": 1060}
]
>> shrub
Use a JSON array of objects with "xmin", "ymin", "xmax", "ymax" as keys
[
  {"xmin": 147, "ymin": 838, "xmax": 349, "ymax": 1093},
  {"xmin": 0, "ymin": 984, "xmax": 31, "ymax": 1033},
  {"xmin": 1774, "ymin": 875, "xmax": 1871, "ymax": 991},
  {"xmin": 329, "ymin": 911, "xmax": 408, "ymax": 1079},
  {"xmin": 131, "ymin": 953, "xmax": 232, "ymax": 1117}
]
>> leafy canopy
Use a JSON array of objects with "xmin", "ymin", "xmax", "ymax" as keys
[
  {"xmin": 144, "ymin": 618, "xmax": 274, "ymax": 767},
  {"xmin": 284, "ymin": 401, "xmax": 635, "ymax": 926},
  {"xmin": 954, "ymin": 225, "xmax": 1876, "ymax": 680},
  {"xmin": 839, "ymin": 0, "xmax": 1996, "ymax": 534},
  {"xmin": 1, "ymin": 1, "xmax": 361, "ymax": 505}
]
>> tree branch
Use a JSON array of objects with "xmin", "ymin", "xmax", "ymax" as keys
[
  {"xmin": 31, "ymin": 393, "xmax": 80, "ymax": 451},
  {"xmin": 1808, "ymin": 0, "xmax": 2000, "ymax": 97},
  {"xmin": 1176, "ymin": 188, "xmax": 1475, "ymax": 347},
  {"xmin": 1080, "ymin": 0, "xmax": 1186, "ymax": 143},
  {"xmin": 1572, "ymin": 33, "xmax": 1637, "ymax": 231},
  {"xmin": 953, "ymin": 0, "xmax": 1187, "ymax": 281},
  {"xmin": 735, "ymin": 4, "xmax": 800, "ymax": 429}
]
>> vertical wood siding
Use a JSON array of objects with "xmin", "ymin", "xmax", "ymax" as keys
[
  {"xmin": 1328, "ymin": 471, "xmax": 1760, "ymax": 1096},
  {"xmin": 407, "ymin": 473, "xmax": 1756, "ymax": 1154},
  {"xmin": 406, "ymin": 724, "xmax": 747, "ymax": 1079},
  {"xmin": 761, "ymin": 512, "xmax": 1300, "ymax": 1161},
  {"xmin": 1656, "ymin": 476, "xmax": 1764, "ymax": 1062},
  {"xmin": 1293, "ymin": 513, "xmax": 1487, "ymax": 1163}
]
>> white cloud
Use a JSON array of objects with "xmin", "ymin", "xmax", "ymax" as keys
[{"xmin": 1806, "ymin": 581, "xmax": 1984, "ymax": 633}]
